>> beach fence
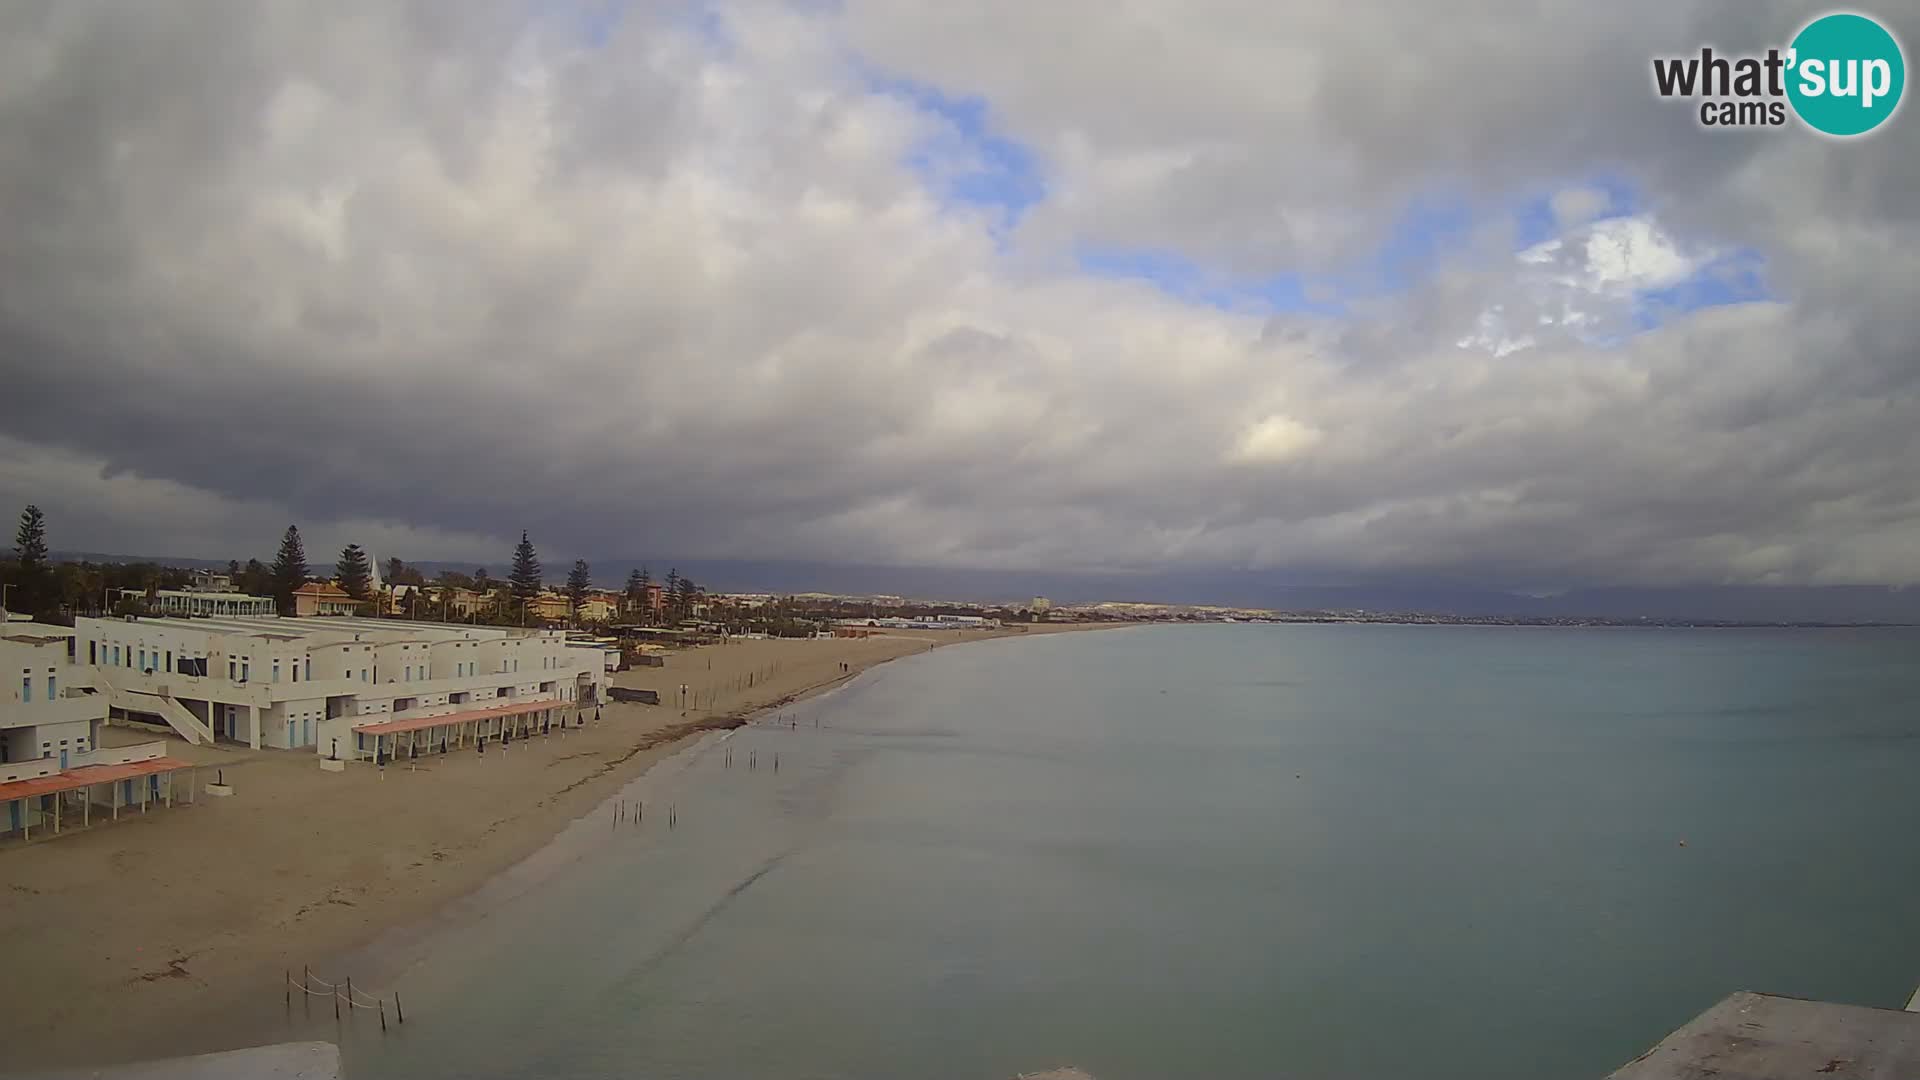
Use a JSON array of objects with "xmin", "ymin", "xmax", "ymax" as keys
[{"xmin": 287, "ymin": 966, "xmax": 405, "ymax": 1033}]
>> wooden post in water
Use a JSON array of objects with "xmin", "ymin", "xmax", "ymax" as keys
[
  {"xmin": 346, "ymin": 977, "xmax": 354, "ymax": 1019},
  {"xmin": 334, "ymin": 982, "xmax": 341, "ymax": 1020},
  {"xmin": 379, "ymin": 1000, "xmax": 387, "ymax": 1033},
  {"xmin": 395, "ymin": 991, "xmax": 405, "ymax": 1024},
  {"xmin": 286, "ymin": 969, "xmax": 291, "ymax": 1011}
]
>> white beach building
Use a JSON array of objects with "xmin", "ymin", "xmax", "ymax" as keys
[
  {"xmin": 71, "ymin": 614, "xmax": 613, "ymax": 758},
  {"xmin": 2, "ymin": 623, "xmax": 194, "ymax": 842}
]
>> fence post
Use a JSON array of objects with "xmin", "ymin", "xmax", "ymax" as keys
[
  {"xmin": 379, "ymin": 1000, "xmax": 388, "ymax": 1033},
  {"xmin": 285, "ymin": 970, "xmax": 291, "ymax": 1011},
  {"xmin": 395, "ymin": 991, "xmax": 406, "ymax": 1024}
]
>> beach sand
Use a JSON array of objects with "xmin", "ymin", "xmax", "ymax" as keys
[{"xmin": 0, "ymin": 624, "xmax": 1100, "ymax": 1071}]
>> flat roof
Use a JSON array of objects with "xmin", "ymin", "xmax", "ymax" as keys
[
  {"xmin": 1607, "ymin": 991, "xmax": 1920, "ymax": 1079},
  {"xmin": 351, "ymin": 698, "xmax": 565, "ymax": 738},
  {"xmin": 0, "ymin": 756, "xmax": 194, "ymax": 802},
  {"xmin": 1, "ymin": 623, "xmax": 79, "ymax": 641}
]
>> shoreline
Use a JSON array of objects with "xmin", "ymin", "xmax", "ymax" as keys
[{"xmin": 1, "ymin": 623, "xmax": 1113, "ymax": 1072}]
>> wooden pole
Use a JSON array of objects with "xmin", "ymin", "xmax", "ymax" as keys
[
  {"xmin": 395, "ymin": 991, "xmax": 405, "ymax": 1024},
  {"xmin": 379, "ymin": 1000, "xmax": 387, "ymax": 1032},
  {"xmin": 334, "ymin": 983, "xmax": 341, "ymax": 1020},
  {"xmin": 286, "ymin": 969, "xmax": 291, "ymax": 1010}
]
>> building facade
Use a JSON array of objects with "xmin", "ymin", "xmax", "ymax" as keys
[
  {"xmin": 2, "ymin": 624, "xmax": 107, "ymax": 773},
  {"xmin": 71, "ymin": 614, "xmax": 611, "ymax": 755},
  {"xmin": 292, "ymin": 582, "xmax": 362, "ymax": 617}
]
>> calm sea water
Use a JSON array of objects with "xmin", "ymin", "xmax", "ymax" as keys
[{"xmin": 295, "ymin": 625, "xmax": 1920, "ymax": 1080}]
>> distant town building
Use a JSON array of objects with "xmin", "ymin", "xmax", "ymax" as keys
[
  {"xmin": 186, "ymin": 569, "xmax": 233, "ymax": 593},
  {"xmin": 292, "ymin": 582, "xmax": 362, "ymax": 617},
  {"xmin": 121, "ymin": 588, "xmax": 276, "ymax": 618},
  {"xmin": 524, "ymin": 592, "xmax": 570, "ymax": 621},
  {"xmin": 1031, "ymin": 597, "xmax": 1052, "ymax": 613},
  {"xmin": 576, "ymin": 594, "xmax": 617, "ymax": 623}
]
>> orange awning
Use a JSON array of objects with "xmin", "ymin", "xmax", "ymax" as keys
[
  {"xmin": 352, "ymin": 698, "xmax": 564, "ymax": 738},
  {"xmin": 0, "ymin": 756, "xmax": 194, "ymax": 802}
]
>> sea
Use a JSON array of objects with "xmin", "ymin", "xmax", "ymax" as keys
[{"xmin": 279, "ymin": 624, "xmax": 1920, "ymax": 1080}]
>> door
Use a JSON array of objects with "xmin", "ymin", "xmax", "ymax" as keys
[
  {"xmin": 303, "ymin": 717, "xmax": 313, "ymax": 746},
  {"xmin": 59, "ymin": 749, "xmax": 68, "ymax": 769}
]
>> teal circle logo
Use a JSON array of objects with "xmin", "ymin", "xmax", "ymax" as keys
[{"xmin": 1787, "ymin": 12, "xmax": 1906, "ymax": 136}]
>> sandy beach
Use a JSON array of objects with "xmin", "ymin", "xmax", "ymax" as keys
[{"xmin": 0, "ymin": 624, "xmax": 1102, "ymax": 1071}]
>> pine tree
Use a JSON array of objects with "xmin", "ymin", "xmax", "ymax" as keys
[
  {"xmin": 675, "ymin": 574, "xmax": 698, "ymax": 620},
  {"xmin": 226, "ymin": 559, "xmax": 241, "ymax": 580},
  {"xmin": 509, "ymin": 531, "xmax": 542, "ymax": 599},
  {"xmin": 10, "ymin": 505, "xmax": 51, "ymax": 616},
  {"xmin": 663, "ymin": 568, "xmax": 680, "ymax": 621},
  {"xmin": 566, "ymin": 559, "xmax": 592, "ymax": 613},
  {"xmin": 385, "ymin": 557, "xmax": 405, "ymax": 586},
  {"xmin": 336, "ymin": 544, "xmax": 373, "ymax": 601},
  {"xmin": 270, "ymin": 525, "xmax": 309, "ymax": 615},
  {"xmin": 13, "ymin": 504, "xmax": 48, "ymax": 568},
  {"xmin": 636, "ymin": 565, "xmax": 652, "ymax": 623},
  {"xmin": 624, "ymin": 568, "xmax": 645, "ymax": 613}
]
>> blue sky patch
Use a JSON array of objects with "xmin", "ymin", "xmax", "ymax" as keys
[
  {"xmin": 1632, "ymin": 248, "xmax": 1772, "ymax": 330},
  {"xmin": 863, "ymin": 68, "xmax": 1046, "ymax": 232}
]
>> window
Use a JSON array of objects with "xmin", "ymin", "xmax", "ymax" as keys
[
  {"xmin": 19, "ymin": 676, "xmax": 29, "ymax": 704},
  {"xmin": 228, "ymin": 660, "xmax": 237, "ymax": 681},
  {"xmin": 165, "ymin": 650, "xmax": 172, "ymax": 672},
  {"xmin": 305, "ymin": 658, "xmax": 311, "ymax": 681},
  {"xmin": 139, "ymin": 649, "xmax": 147, "ymax": 671},
  {"xmin": 273, "ymin": 660, "xmax": 281, "ymax": 683},
  {"xmin": 241, "ymin": 660, "xmax": 250, "ymax": 682},
  {"xmin": 47, "ymin": 675, "xmax": 56, "ymax": 699},
  {"xmin": 89, "ymin": 641, "xmax": 97, "ymax": 665}
]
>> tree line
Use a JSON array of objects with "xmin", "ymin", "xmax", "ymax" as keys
[{"xmin": 4, "ymin": 505, "xmax": 711, "ymax": 629}]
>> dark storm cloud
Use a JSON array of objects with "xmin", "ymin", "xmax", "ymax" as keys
[{"xmin": 0, "ymin": 1, "xmax": 1916, "ymax": 587}]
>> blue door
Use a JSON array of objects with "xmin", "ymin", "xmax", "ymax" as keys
[{"xmin": 59, "ymin": 749, "xmax": 68, "ymax": 769}]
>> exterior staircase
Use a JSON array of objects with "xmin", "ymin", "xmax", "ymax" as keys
[{"xmin": 94, "ymin": 671, "xmax": 214, "ymax": 746}]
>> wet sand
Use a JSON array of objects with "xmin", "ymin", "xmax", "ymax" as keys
[{"xmin": 0, "ymin": 624, "xmax": 1102, "ymax": 1071}]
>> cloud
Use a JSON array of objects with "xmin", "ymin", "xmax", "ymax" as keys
[{"xmin": 0, "ymin": 1, "xmax": 1916, "ymax": 590}]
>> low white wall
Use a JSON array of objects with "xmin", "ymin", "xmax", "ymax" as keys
[{"xmin": 67, "ymin": 741, "xmax": 166, "ymax": 769}]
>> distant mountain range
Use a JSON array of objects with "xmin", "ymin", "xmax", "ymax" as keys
[{"xmin": 47, "ymin": 550, "xmax": 1920, "ymax": 623}]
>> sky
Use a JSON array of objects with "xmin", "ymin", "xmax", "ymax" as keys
[{"xmin": 0, "ymin": 1, "xmax": 1917, "ymax": 597}]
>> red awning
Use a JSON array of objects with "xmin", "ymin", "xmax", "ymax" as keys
[
  {"xmin": 352, "ymin": 698, "xmax": 564, "ymax": 738},
  {"xmin": 0, "ymin": 756, "xmax": 194, "ymax": 802}
]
